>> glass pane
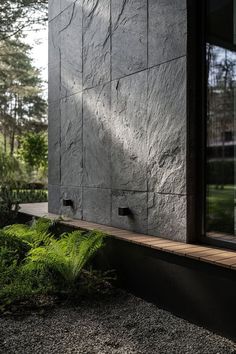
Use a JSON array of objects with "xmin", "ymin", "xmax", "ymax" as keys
[{"xmin": 206, "ymin": 0, "xmax": 236, "ymax": 240}]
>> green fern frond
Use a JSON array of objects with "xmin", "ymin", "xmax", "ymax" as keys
[
  {"xmin": 3, "ymin": 222, "xmax": 52, "ymax": 248},
  {"xmin": 30, "ymin": 217, "xmax": 56, "ymax": 234},
  {"xmin": 0, "ymin": 229, "xmax": 30, "ymax": 263},
  {"xmin": 25, "ymin": 229, "xmax": 105, "ymax": 290}
]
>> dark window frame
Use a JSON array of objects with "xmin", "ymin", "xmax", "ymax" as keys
[{"xmin": 187, "ymin": 0, "xmax": 236, "ymax": 250}]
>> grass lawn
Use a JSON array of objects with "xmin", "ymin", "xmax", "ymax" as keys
[{"xmin": 206, "ymin": 185, "xmax": 235, "ymax": 234}]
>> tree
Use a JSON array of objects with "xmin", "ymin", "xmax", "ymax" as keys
[
  {"xmin": 18, "ymin": 132, "xmax": 48, "ymax": 172},
  {"xmin": 0, "ymin": 38, "xmax": 47, "ymax": 154},
  {"xmin": 0, "ymin": 148, "xmax": 22, "ymax": 186},
  {"xmin": 0, "ymin": 1, "xmax": 47, "ymax": 40},
  {"xmin": 0, "ymin": 148, "xmax": 23, "ymax": 226},
  {"xmin": 207, "ymin": 44, "xmax": 236, "ymax": 188}
]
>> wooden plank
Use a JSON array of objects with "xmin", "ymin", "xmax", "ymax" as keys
[
  {"xmin": 201, "ymin": 252, "xmax": 236, "ymax": 262},
  {"xmin": 173, "ymin": 245, "xmax": 207, "ymax": 252},
  {"xmin": 147, "ymin": 241, "xmax": 173, "ymax": 248},
  {"xmin": 164, "ymin": 244, "xmax": 207, "ymax": 252},
  {"xmin": 19, "ymin": 203, "xmax": 236, "ymax": 272},
  {"xmin": 216, "ymin": 257, "xmax": 236, "ymax": 266},
  {"xmin": 128, "ymin": 236, "xmax": 159, "ymax": 242},
  {"xmin": 195, "ymin": 249, "xmax": 229, "ymax": 257},
  {"xmin": 143, "ymin": 238, "xmax": 173, "ymax": 245}
]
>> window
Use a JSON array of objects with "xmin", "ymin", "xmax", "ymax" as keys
[{"xmin": 205, "ymin": 0, "xmax": 236, "ymax": 243}]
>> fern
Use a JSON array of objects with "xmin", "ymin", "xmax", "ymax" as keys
[
  {"xmin": 0, "ymin": 230, "xmax": 30, "ymax": 263},
  {"xmin": 25, "ymin": 230, "xmax": 105, "ymax": 292},
  {"xmin": 30, "ymin": 217, "xmax": 56, "ymax": 234},
  {"xmin": 3, "ymin": 218, "xmax": 54, "ymax": 248},
  {"xmin": 0, "ymin": 218, "xmax": 107, "ymax": 307}
]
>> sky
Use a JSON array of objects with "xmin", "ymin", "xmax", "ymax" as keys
[{"xmin": 23, "ymin": 22, "xmax": 48, "ymax": 98}]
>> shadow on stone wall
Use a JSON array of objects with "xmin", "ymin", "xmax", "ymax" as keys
[{"xmin": 48, "ymin": 0, "xmax": 187, "ymax": 241}]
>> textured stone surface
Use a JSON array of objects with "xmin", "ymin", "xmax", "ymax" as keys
[
  {"xmin": 112, "ymin": 190, "xmax": 147, "ymax": 233},
  {"xmin": 60, "ymin": 1, "xmax": 82, "ymax": 98},
  {"xmin": 111, "ymin": 70, "xmax": 147, "ymax": 191},
  {"xmin": 61, "ymin": 93, "xmax": 83, "ymax": 186},
  {"xmin": 83, "ymin": 188, "xmax": 111, "ymax": 225},
  {"xmin": 147, "ymin": 57, "xmax": 186, "ymax": 194},
  {"xmin": 48, "ymin": 185, "xmax": 61, "ymax": 214},
  {"xmin": 148, "ymin": 193, "xmax": 186, "ymax": 241},
  {"xmin": 60, "ymin": 0, "xmax": 75, "ymax": 12},
  {"xmin": 48, "ymin": 16, "xmax": 60, "ymax": 69},
  {"xmin": 48, "ymin": 102, "xmax": 60, "ymax": 185},
  {"xmin": 48, "ymin": 0, "xmax": 189, "ymax": 241},
  {"xmin": 48, "ymin": 64, "xmax": 60, "ymax": 103},
  {"xmin": 48, "ymin": 15, "xmax": 61, "ymax": 103},
  {"xmin": 83, "ymin": 0, "xmax": 110, "ymax": 89},
  {"xmin": 111, "ymin": 0, "xmax": 147, "ymax": 80},
  {"xmin": 60, "ymin": 187, "xmax": 82, "ymax": 219},
  {"xmin": 49, "ymin": 0, "xmax": 61, "ymax": 21},
  {"xmin": 148, "ymin": 0, "xmax": 187, "ymax": 67},
  {"xmin": 83, "ymin": 83, "xmax": 111, "ymax": 188}
]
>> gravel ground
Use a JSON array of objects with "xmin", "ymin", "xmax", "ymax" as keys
[{"xmin": 0, "ymin": 291, "xmax": 236, "ymax": 354}]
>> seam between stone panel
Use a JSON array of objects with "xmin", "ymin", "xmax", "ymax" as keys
[
  {"xmin": 146, "ymin": 61, "xmax": 149, "ymax": 234},
  {"xmin": 49, "ymin": 0, "xmax": 79, "ymax": 23},
  {"xmin": 145, "ymin": 0, "xmax": 149, "ymax": 232},
  {"xmin": 83, "ymin": 54, "xmax": 187, "ymax": 92},
  {"xmin": 110, "ymin": 0, "xmax": 112, "ymax": 82},
  {"xmin": 81, "ymin": 0, "xmax": 84, "ymax": 220},
  {"xmin": 110, "ymin": 0, "xmax": 113, "ymax": 224},
  {"xmin": 61, "ymin": 184, "xmax": 187, "ymax": 196},
  {"xmin": 60, "ymin": 89, "xmax": 83, "ymax": 101},
  {"xmin": 59, "ymin": 93, "xmax": 62, "ymax": 187},
  {"xmin": 147, "ymin": 0, "xmax": 149, "ymax": 69},
  {"xmin": 111, "ymin": 54, "xmax": 187, "ymax": 82},
  {"xmin": 53, "ymin": 54, "xmax": 188, "ymax": 104},
  {"xmin": 59, "ymin": 14, "xmax": 62, "ymax": 187},
  {"xmin": 59, "ymin": 1, "xmax": 77, "ymax": 33}
]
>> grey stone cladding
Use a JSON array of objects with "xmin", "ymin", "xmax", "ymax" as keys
[{"xmin": 48, "ymin": 0, "xmax": 187, "ymax": 241}]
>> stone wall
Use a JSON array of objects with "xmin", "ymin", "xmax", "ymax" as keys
[{"xmin": 48, "ymin": 0, "xmax": 187, "ymax": 241}]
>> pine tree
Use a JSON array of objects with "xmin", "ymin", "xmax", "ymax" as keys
[
  {"xmin": 0, "ymin": 1, "xmax": 47, "ymax": 40},
  {"xmin": 0, "ymin": 38, "xmax": 47, "ymax": 154}
]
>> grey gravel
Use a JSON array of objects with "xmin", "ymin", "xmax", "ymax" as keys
[{"xmin": 0, "ymin": 291, "xmax": 236, "ymax": 354}]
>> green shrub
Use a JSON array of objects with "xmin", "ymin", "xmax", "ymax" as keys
[
  {"xmin": 3, "ymin": 218, "xmax": 55, "ymax": 248},
  {"xmin": 0, "ymin": 219, "xmax": 106, "ymax": 309},
  {"xmin": 0, "ymin": 149, "xmax": 23, "ymax": 227},
  {"xmin": 0, "ymin": 186, "xmax": 19, "ymax": 227},
  {"xmin": 11, "ymin": 189, "xmax": 48, "ymax": 203},
  {"xmin": 25, "ymin": 230, "xmax": 105, "ymax": 293},
  {"xmin": 207, "ymin": 160, "xmax": 234, "ymax": 185},
  {"xmin": 0, "ymin": 230, "xmax": 30, "ymax": 264}
]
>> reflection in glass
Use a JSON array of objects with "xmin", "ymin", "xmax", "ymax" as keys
[{"xmin": 206, "ymin": 0, "xmax": 236, "ymax": 238}]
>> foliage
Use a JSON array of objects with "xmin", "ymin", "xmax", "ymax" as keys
[
  {"xmin": 11, "ymin": 189, "xmax": 48, "ymax": 204},
  {"xmin": 25, "ymin": 230, "xmax": 105, "ymax": 292},
  {"xmin": 3, "ymin": 218, "xmax": 55, "ymax": 248},
  {"xmin": 0, "ymin": 1, "xmax": 47, "ymax": 41},
  {"xmin": 207, "ymin": 160, "xmax": 234, "ymax": 185},
  {"xmin": 18, "ymin": 132, "xmax": 48, "ymax": 172},
  {"xmin": 81, "ymin": 268, "xmax": 116, "ymax": 295},
  {"xmin": 0, "ymin": 148, "xmax": 23, "ymax": 185},
  {"xmin": 0, "ymin": 38, "xmax": 47, "ymax": 155},
  {"xmin": 0, "ymin": 188, "xmax": 19, "ymax": 228},
  {"xmin": 0, "ymin": 219, "xmax": 107, "ymax": 310},
  {"xmin": 0, "ymin": 229, "xmax": 30, "ymax": 264},
  {"xmin": 0, "ymin": 148, "xmax": 47, "ymax": 227},
  {"xmin": 206, "ymin": 185, "xmax": 234, "ymax": 234},
  {"xmin": 0, "ymin": 149, "xmax": 22, "ymax": 227},
  {"xmin": 0, "ymin": 228, "xmax": 32, "ymax": 308}
]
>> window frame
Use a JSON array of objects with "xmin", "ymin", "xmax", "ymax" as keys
[{"xmin": 194, "ymin": 0, "xmax": 236, "ymax": 250}]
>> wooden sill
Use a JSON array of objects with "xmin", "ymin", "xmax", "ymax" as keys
[{"xmin": 19, "ymin": 202, "xmax": 236, "ymax": 271}]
